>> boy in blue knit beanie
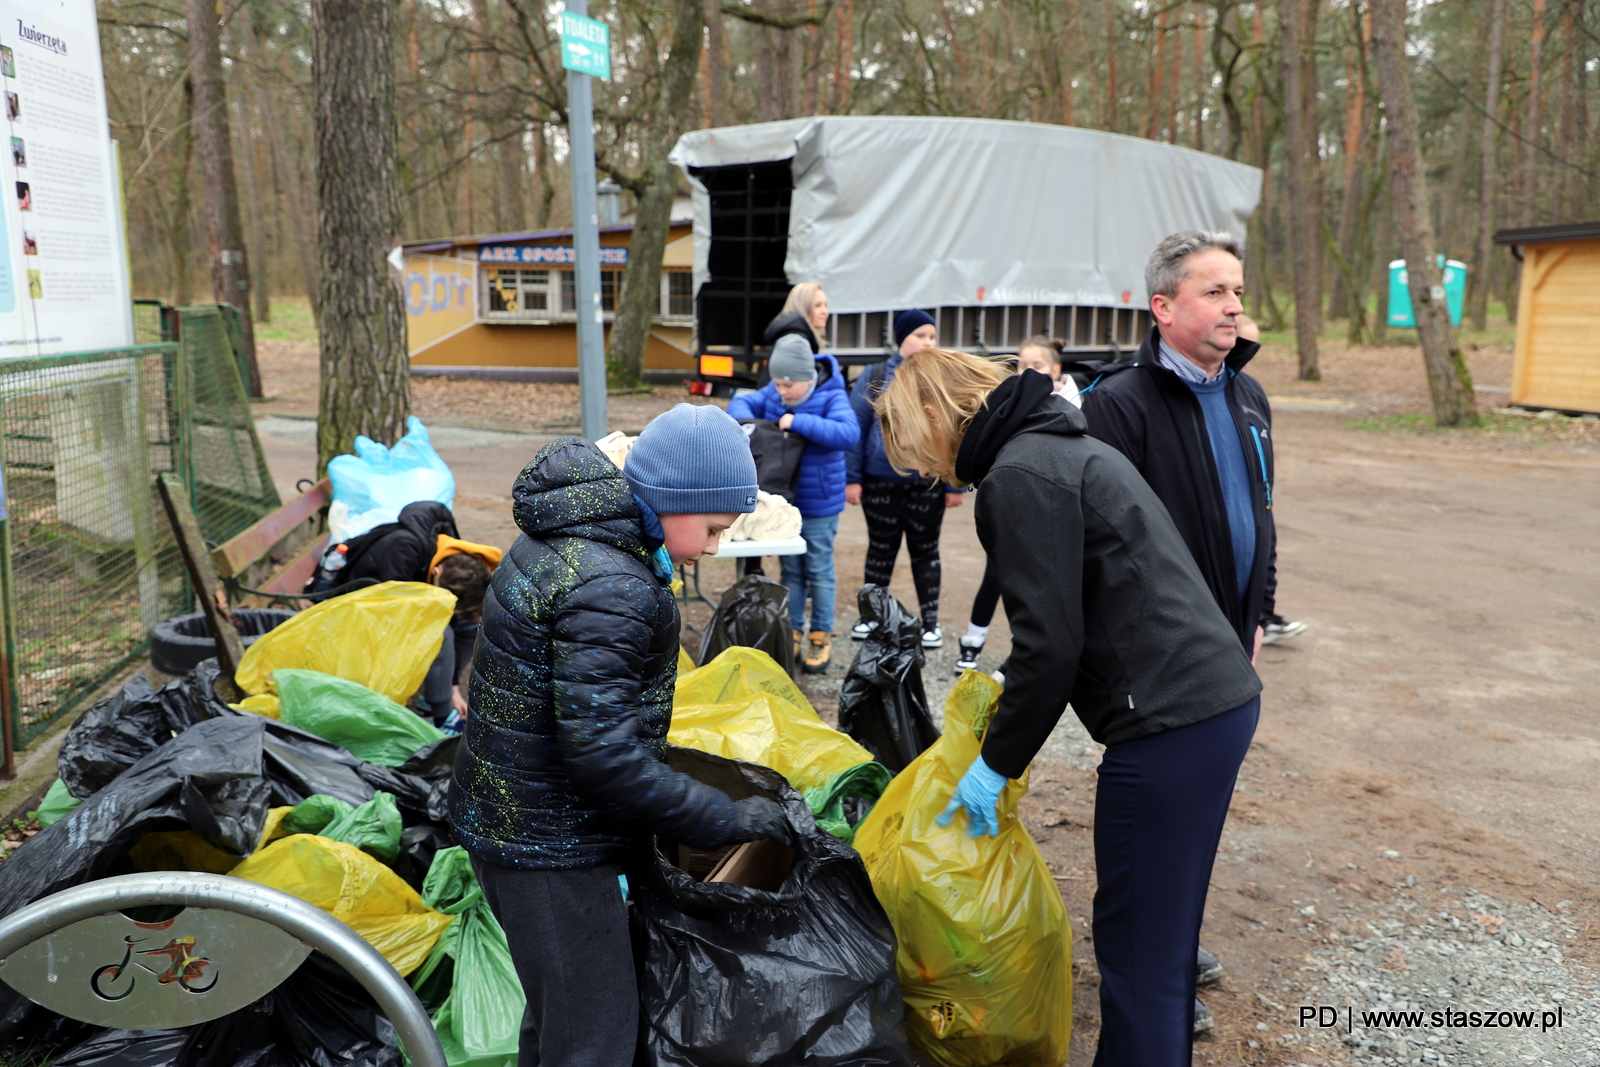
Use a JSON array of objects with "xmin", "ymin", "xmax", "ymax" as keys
[{"xmin": 449, "ymin": 402, "xmax": 785, "ymax": 1067}]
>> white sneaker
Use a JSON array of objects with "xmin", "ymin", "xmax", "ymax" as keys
[
  {"xmin": 921, "ymin": 627, "xmax": 943, "ymax": 649},
  {"xmin": 954, "ymin": 636, "xmax": 984, "ymax": 674},
  {"xmin": 1261, "ymin": 612, "xmax": 1307, "ymax": 645},
  {"xmin": 851, "ymin": 620, "xmax": 877, "ymax": 640}
]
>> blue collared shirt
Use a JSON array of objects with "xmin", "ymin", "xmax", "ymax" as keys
[{"xmin": 1159, "ymin": 340, "xmax": 1255, "ymax": 599}]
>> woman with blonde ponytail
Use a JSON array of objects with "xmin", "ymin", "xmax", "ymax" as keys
[{"xmin": 877, "ymin": 347, "xmax": 1263, "ymax": 1067}]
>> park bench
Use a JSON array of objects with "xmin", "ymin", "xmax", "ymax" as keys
[{"xmin": 156, "ymin": 474, "xmax": 332, "ymax": 685}]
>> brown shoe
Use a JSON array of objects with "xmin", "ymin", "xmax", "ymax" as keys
[
  {"xmin": 793, "ymin": 628, "xmax": 803, "ymax": 661},
  {"xmin": 803, "ymin": 631, "xmax": 832, "ymax": 674}
]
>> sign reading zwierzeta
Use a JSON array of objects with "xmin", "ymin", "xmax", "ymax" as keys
[{"xmin": 559, "ymin": 13, "xmax": 610, "ymax": 80}]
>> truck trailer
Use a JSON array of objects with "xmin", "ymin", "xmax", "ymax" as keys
[{"xmin": 669, "ymin": 116, "xmax": 1262, "ymax": 393}]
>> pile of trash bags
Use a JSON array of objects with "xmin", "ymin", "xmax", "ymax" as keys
[
  {"xmin": 0, "ymin": 582, "xmax": 509, "ymax": 1067},
  {"xmin": 5, "ymin": 581, "xmax": 1071, "ymax": 1067}
]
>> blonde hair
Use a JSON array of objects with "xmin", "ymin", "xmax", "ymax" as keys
[
  {"xmin": 875, "ymin": 348, "xmax": 1010, "ymax": 485},
  {"xmin": 780, "ymin": 282, "xmax": 825, "ymax": 321}
]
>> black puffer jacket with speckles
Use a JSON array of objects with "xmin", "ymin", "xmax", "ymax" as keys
[{"xmin": 448, "ymin": 438, "xmax": 738, "ymax": 869}]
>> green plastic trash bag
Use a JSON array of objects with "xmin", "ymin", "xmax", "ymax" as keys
[
  {"xmin": 35, "ymin": 778, "xmax": 83, "ymax": 827},
  {"xmin": 274, "ymin": 668, "xmax": 443, "ymax": 767},
  {"xmin": 264, "ymin": 792, "xmax": 403, "ymax": 863},
  {"xmin": 412, "ymin": 847, "xmax": 524, "ymax": 1067},
  {"xmin": 804, "ymin": 761, "xmax": 893, "ymax": 844},
  {"xmin": 322, "ymin": 792, "xmax": 403, "ymax": 863},
  {"xmin": 278, "ymin": 794, "xmax": 352, "ymax": 837}
]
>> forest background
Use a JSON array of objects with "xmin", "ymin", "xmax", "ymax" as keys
[{"xmin": 100, "ymin": 0, "xmax": 1597, "ymax": 368}]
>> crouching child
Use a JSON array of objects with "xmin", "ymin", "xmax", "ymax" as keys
[{"xmin": 448, "ymin": 404, "xmax": 791, "ymax": 1067}]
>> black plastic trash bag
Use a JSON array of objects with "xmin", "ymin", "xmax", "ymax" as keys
[
  {"xmin": 632, "ymin": 746, "xmax": 910, "ymax": 1067},
  {"xmin": 0, "ymin": 715, "xmax": 274, "ymax": 915},
  {"xmin": 58, "ymin": 674, "xmax": 204, "ymax": 799},
  {"xmin": 182, "ymin": 659, "xmax": 240, "ymax": 721},
  {"xmin": 837, "ymin": 586, "xmax": 939, "ymax": 774},
  {"xmin": 183, "ymin": 658, "xmax": 449, "ymax": 823},
  {"xmin": 736, "ymin": 419, "xmax": 806, "ymax": 503},
  {"xmin": 0, "ymin": 711, "xmax": 446, "ymax": 913},
  {"xmin": 0, "ymin": 984, "xmax": 101, "ymax": 1065},
  {"xmin": 696, "ymin": 575, "xmax": 795, "ymax": 675},
  {"xmin": 48, "ymin": 1029, "xmax": 187, "ymax": 1067},
  {"xmin": 45, "ymin": 954, "xmax": 401, "ymax": 1067}
]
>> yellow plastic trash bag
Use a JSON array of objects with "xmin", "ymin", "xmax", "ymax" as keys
[
  {"xmin": 853, "ymin": 672, "xmax": 1072, "ymax": 1067},
  {"xmin": 677, "ymin": 643, "xmax": 696, "ymax": 678},
  {"xmin": 669, "ymin": 693, "xmax": 875, "ymax": 795},
  {"xmin": 235, "ymin": 581, "xmax": 455, "ymax": 705},
  {"xmin": 228, "ymin": 834, "xmax": 454, "ymax": 977},
  {"xmin": 675, "ymin": 645, "xmax": 812, "ymax": 709},
  {"xmin": 671, "ymin": 646, "xmax": 875, "ymax": 794}
]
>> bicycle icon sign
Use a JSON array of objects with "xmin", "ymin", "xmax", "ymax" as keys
[
  {"xmin": 91, "ymin": 934, "xmax": 218, "ymax": 1000},
  {"xmin": 0, "ymin": 903, "xmax": 306, "ymax": 1030}
]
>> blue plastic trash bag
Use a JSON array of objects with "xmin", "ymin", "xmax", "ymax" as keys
[{"xmin": 327, "ymin": 416, "xmax": 456, "ymax": 541}]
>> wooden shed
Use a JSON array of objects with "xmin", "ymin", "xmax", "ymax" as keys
[{"xmin": 1496, "ymin": 221, "xmax": 1600, "ymax": 414}]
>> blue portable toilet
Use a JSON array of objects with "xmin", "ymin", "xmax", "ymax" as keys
[{"xmin": 1388, "ymin": 256, "xmax": 1466, "ymax": 328}]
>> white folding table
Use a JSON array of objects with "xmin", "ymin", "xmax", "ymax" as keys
[{"xmin": 679, "ymin": 535, "xmax": 808, "ymax": 625}]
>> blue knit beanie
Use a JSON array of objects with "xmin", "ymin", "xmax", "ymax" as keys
[
  {"xmin": 624, "ymin": 404, "xmax": 759, "ymax": 516},
  {"xmin": 894, "ymin": 308, "xmax": 937, "ymax": 346}
]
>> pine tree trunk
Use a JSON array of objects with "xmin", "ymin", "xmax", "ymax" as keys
[
  {"xmin": 1469, "ymin": 0, "xmax": 1506, "ymax": 331},
  {"xmin": 185, "ymin": 0, "xmax": 261, "ymax": 396},
  {"xmin": 1518, "ymin": 0, "xmax": 1547, "ymax": 228},
  {"xmin": 1371, "ymin": 0, "xmax": 1478, "ymax": 426},
  {"xmin": 705, "ymin": 0, "xmax": 727, "ymax": 124},
  {"xmin": 831, "ymin": 0, "xmax": 854, "ymax": 113},
  {"xmin": 313, "ymin": 0, "xmax": 410, "ymax": 474},
  {"xmin": 1280, "ymin": 0, "xmax": 1322, "ymax": 378},
  {"xmin": 172, "ymin": 78, "xmax": 196, "ymax": 307},
  {"xmin": 1553, "ymin": 4, "xmax": 1578, "ymax": 217},
  {"xmin": 1328, "ymin": 28, "xmax": 1367, "ymax": 321},
  {"xmin": 606, "ymin": 0, "xmax": 706, "ymax": 385}
]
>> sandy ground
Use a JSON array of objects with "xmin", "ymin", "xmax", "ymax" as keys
[{"xmin": 255, "ymin": 334, "xmax": 1600, "ymax": 1066}]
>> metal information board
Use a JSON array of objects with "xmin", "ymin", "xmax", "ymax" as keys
[{"xmin": 560, "ymin": 12, "xmax": 610, "ymax": 80}]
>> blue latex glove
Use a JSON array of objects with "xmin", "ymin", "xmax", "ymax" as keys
[{"xmin": 936, "ymin": 755, "xmax": 1008, "ymax": 837}]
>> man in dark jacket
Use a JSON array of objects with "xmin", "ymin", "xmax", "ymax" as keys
[
  {"xmin": 448, "ymin": 404, "xmax": 787, "ymax": 1067},
  {"xmin": 1080, "ymin": 230, "xmax": 1276, "ymax": 1032},
  {"xmin": 1082, "ymin": 231, "xmax": 1276, "ymax": 662}
]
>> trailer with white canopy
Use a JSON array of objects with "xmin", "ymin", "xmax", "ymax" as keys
[{"xmin": 669, "ymin": 116, "xmax": 1262, "ymax": 392}]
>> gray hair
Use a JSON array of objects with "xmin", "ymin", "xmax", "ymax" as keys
[{"xmin": 1144, "ymin": 231, "xmax": 1244, "ymax": 300}]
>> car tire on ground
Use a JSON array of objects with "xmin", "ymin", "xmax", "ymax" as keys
[{"xmin": 148, "ymin": 608, "xmax": 297, "ymax": 676}]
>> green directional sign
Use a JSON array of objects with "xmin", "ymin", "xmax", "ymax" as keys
[{"xmin": 560, "ymin": 12, "xmax": 611, "ymax": 80}]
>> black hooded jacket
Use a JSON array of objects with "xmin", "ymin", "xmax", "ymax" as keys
[
  {"xmin": 960, "ymin": 374, "xmax": 1262, "ymax": 776},
  {"xmin": 763, "ymin": 311, "xmax": 820, "ymax": 352},
  {"xmin": 336, "ymin": 500, "xmax": 458, "ymax": 588},
  {"xmin": 1079, "ymin": 328, "xmax": 1276, "ymax": 650},
  {"xmin": 448, "ymin": 438, "xmax": 739, "ymax": 869}
]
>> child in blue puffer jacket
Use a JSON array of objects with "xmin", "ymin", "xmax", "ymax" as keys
[{"xmin": 728, "ymin": 330, "xmax": 857, "ymax": 672}]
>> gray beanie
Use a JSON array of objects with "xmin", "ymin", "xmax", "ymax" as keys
[
  {"xmin": 624, "ymin": 403, "xmax": 759, "ymax": 516},
  {"xmin": 767, "ymin": 334, "xmax": 818, "ymax": 383}
]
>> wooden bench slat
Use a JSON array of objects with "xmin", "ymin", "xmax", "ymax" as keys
[
  {"xmin": 258, "ymin": 533, "xmax": 330, "ymax": 596},
  {"xmin": 213, "ymin": 478, "xmax": 332, "ymax": 579}
]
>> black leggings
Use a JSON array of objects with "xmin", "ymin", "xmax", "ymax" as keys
[
  {"xmin": 860, "ymin": 478, "xmax": 945, "ymax": 629},
  {"xmin": 969, "ymin": 560, "xmax": 1000, "ymax": 628}
]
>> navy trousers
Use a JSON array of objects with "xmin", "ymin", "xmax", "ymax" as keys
[{"xmin": 1091, "ymin": 697, "xmax": 1260, "ymax": 1067}]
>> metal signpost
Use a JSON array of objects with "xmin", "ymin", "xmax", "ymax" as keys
[{"xmin": 561, "ymin": 5, "xmax": 611, "ymax": 441}]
